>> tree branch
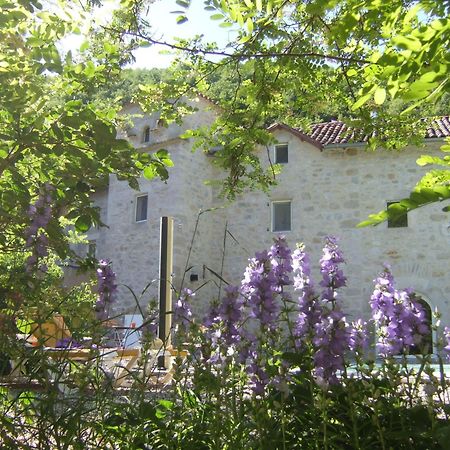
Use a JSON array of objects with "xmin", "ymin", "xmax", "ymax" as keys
[{"xmin": 105, "ymin": 27, "xmax": 371, "ymax": 65}]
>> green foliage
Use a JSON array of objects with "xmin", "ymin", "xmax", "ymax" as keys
[
  {"xmin": 108, "ymin": 0, "xmax": 448, "ymax": 203},
  {"xmin": 0, "ymin": 0, "xmax": 175, "ymax": 292}
]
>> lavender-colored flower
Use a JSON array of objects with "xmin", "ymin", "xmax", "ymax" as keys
[
  {"xmin": 247, "ymin": 360, "xmax": 270, "ymax": 395},
  {"xmin": 443, "ymin": 327, "xmax": 450, "ymax": 359},
  {"xmin": 95, "ymin": 260, "xmax": 117, "ymax": 321},
  {"xmin": 370, "ymin": 267, "xmax": 429, "ymax": 356},
  {"xmin": 173, "ymin": 288, "xmax": 193, "ymax": 333},
  {"xmin": 217, "ymin": 285, "xmax": 243, "ymax": 345},
  {"xmin": 142, "ymin": 317, "xmax": 158, "ymax": 342},
  {"xmin": 349, "ymin": 319, "xmax": 369, "ymax": 354},
  {"xmin": 320, "ymin": 236, "xmax": 347, "ymax": 303},
  {"xmin": 241, "ymin": 236, "xmax": 292, "ymax": 332},
  {"xmin": 313, "ymin": 308, "xmax": 351, "ymax": 386},
  {"xmin": 269, "ymin": 236, "xmax": 293, "ymax": 292},
  {"xmin": 55, "ymin": 337, "xmax": 82, "ymax": 349},
  {"xmin": 292, "ymin": 244, "xmax": 322, "ymax": 347},
  {"xmin": 24, "ymin": 184, "xmax": 54, "ymax": 272}
]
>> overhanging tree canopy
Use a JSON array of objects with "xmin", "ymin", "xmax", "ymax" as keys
[{"xmin": 106, "ymin": 0, "xmax": 449, "ymax": 218}]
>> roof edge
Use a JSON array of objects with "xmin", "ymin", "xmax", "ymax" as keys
[{"xmin": 267, "ymin": 122, "xmax": 323, "ymax": 150}]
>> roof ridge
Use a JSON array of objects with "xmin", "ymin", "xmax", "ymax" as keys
[{"xmin": 279, "ymin": 116, "xmax": 450, "ymax": 146}]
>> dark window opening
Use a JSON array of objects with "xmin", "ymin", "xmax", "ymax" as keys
[
  {"xmin": 272, "ymin": 201, "xmax": 291, "ymax": 232},
  {"xmin": 275, "ymin": 144, "xmax": 288, "ymax": 164},
  {"xmin": 143, "ymin": 126, "xmax": 150, "ymax": 143},
  {"xmin": 136, "ymin": 195, "xmax": 148, "ymax": 222},
  {"xmin": 387, "ymin": 201, "xmax": 408, "ymax": 228}
]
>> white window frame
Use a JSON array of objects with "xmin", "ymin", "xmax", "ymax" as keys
[
  {"xmin": 271, "ymin": 200, "xmax": 292, "ymax": 232},
  {"xmin": 135, "ymin": 194, "xmax": 148, "ymax": 222},
  {"xmin": 274, "ymin": 143, "xmax": 289, "ymax": 164}
]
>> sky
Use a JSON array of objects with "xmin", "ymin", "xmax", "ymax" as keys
[
  {"xmin": 132, "ymin": 0, "xmax": 237, "ymax": 68},
  {"xmin": 60, "ymin": 0, "xmax": 236, "ymax": 69}
]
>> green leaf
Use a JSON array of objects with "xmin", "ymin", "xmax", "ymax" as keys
[
  {"xmin": 392, "ymin": 36, "xmax": 422, "ymax": 52},
  {"xmin": 176, "ymin": 15, "xmax": 188, "ymax": 24},
  {"xmin": 143, "ymin": 165, "xmax": 157, "ymax": 180},
  {"xmin": 75, "ymin": 215, "xmax": 91, "ymax": 232},
  {"xmin": 374, "ymin": 87, "xmax": 386, "ymax": 105},
  {"xmin": 246, "ymin": 17, "xmax": 254, "ymax": 34},
  {"xmin": 175, "ymin": 0, "xmax": 190, "ymax": 7},
  {"xmin": 79, "ymin": 40, "xmax": 89, "ymax": 52},
  {"xmin": 352, "ymin": 92, "xmax": 372, "ymax": 110},
  {"xmin": 210, "ymin": 13, "xmax": 224, "ymax": 20}
]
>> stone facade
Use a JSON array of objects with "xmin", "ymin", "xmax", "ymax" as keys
[{"xmin": 82, "ymin": 98, "xmax": 450, "ymax": 343}]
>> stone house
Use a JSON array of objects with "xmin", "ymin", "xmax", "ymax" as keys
[{"xmin": 81, "ymin": 96, "xmax": 450, "ymax": 350}]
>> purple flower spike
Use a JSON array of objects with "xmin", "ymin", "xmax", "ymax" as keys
[
  {"xmin": 370, "ymin": 267, "xmax": 429, "ymax": 356},
  {"xmin": 313, "ymin": 308, "xmax": 351, "ymax": 386},
  {"xmin": 217, "ymin": 285, "xmax": 243, "ymax": 345},
  {"xmin": 95, "ymin": 260, "xmax": 117, "ymax": 321},
  {"xmin": 24, "ymin": 184, "xmax": 54, "ymax": 272},
  {"xmin": 241, "ymin": 236, "xmax": 292, "ymax": 332},
  {"xmin": 292, "ymin": 244, "xmax": 322, "ymax": 347},
  {"xmin": 443, "ymin": 327, "xmax": 450, "ymax": 359},
  {"xmin": 349, "ymin": 319, "xmax": 369, "ymax": 354},
  {"xmin": 320, "ymin": 236, "xmax": 347, "ymax": 303}
]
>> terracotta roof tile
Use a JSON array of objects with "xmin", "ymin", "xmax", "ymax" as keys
[
  {"xmin": 269, "ymin": 116, "xmax": 450, "ymax": 147},
  {"xmin": 305, "ymin": 116, "xmax": 450, "ymax": 146}
]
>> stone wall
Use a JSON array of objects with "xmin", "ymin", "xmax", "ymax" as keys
[
  {"xmin": 85, "ymin": 102, "xmax": 450, "ymax": 345},
  {"xmin": 86, "ymin": 97, "xmax": 220, "ymax": 317},
  {"xmin": 211, "ymin": 129, "xmax": 450, "ymax": 333}
]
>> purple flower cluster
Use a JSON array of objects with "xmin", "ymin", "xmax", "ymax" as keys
[
  {"xmin": 95, "ymin": 260, "xmax": 117, "ymax": 321},
  {"xmin": 292, "ymin": 244, "xmax": 322, "ymax": 347},
  {"xmin": 216, "ymin": 285, "xmax": 243, "ymax": 345},
  {"xmin": 313, "ymin": 308, "xmax": 350, "ymax": 386},
  {"xmin": 292, "ymin": 238, "xmax": 353, "ymax": 385},
  {"xmin": 24, "ymin": 184, "xmax": 54, "ymax": 273},
  {"xmin": 269, "ymin": 236, "xmax": 293, "ymax": 292},
  {"xmin": 173, "ymin": 288, "xmax": 193, "ymax": 333},
  {"xmin": 349, "ymin": 319, "xmax": 369, "ymax": 354},
  {"xmin": 241, "ymin": 236, "xmax": 292, "ymax": 332},
  {"xmin": 240, "ymin": 237, "xmax": 293, "ymax": 394},
  {"xmin": 370, "ymin": 267, "xmax": 429, "ymax": 356},
  {"xmin": 320, "ymin": 236, "xmax": 347, "ymax": 303},
  {"xmin": 55, "ymin": 337, "xmax": 82, "ymax": 349}
]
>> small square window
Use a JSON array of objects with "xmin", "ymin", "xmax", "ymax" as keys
[
  {"xmin": 387, "ymin": 201, "xmax": 408, "ymax": 228},
  {"xmin": 135, "ymin": 195, "xmax": 148, "ymax": 222},
  {"xmin": 275, "ymin": 144, "xmax": 288, "ymax": 164},
  {"xmin": 272, "ymin": 201, "xmax": 291, "ymax": 232}
]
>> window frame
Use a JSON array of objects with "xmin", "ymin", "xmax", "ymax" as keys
[
  {"xmin": 271, "ymin": 200, "xmax": 292, "ymax": 232},
  {"xmin": 135, "ymin": 194, "xmax": 148, "ymax": 223},
  {"xmin": 274, "ymin": 143, "xmax": 289, "ymax": 164}
]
